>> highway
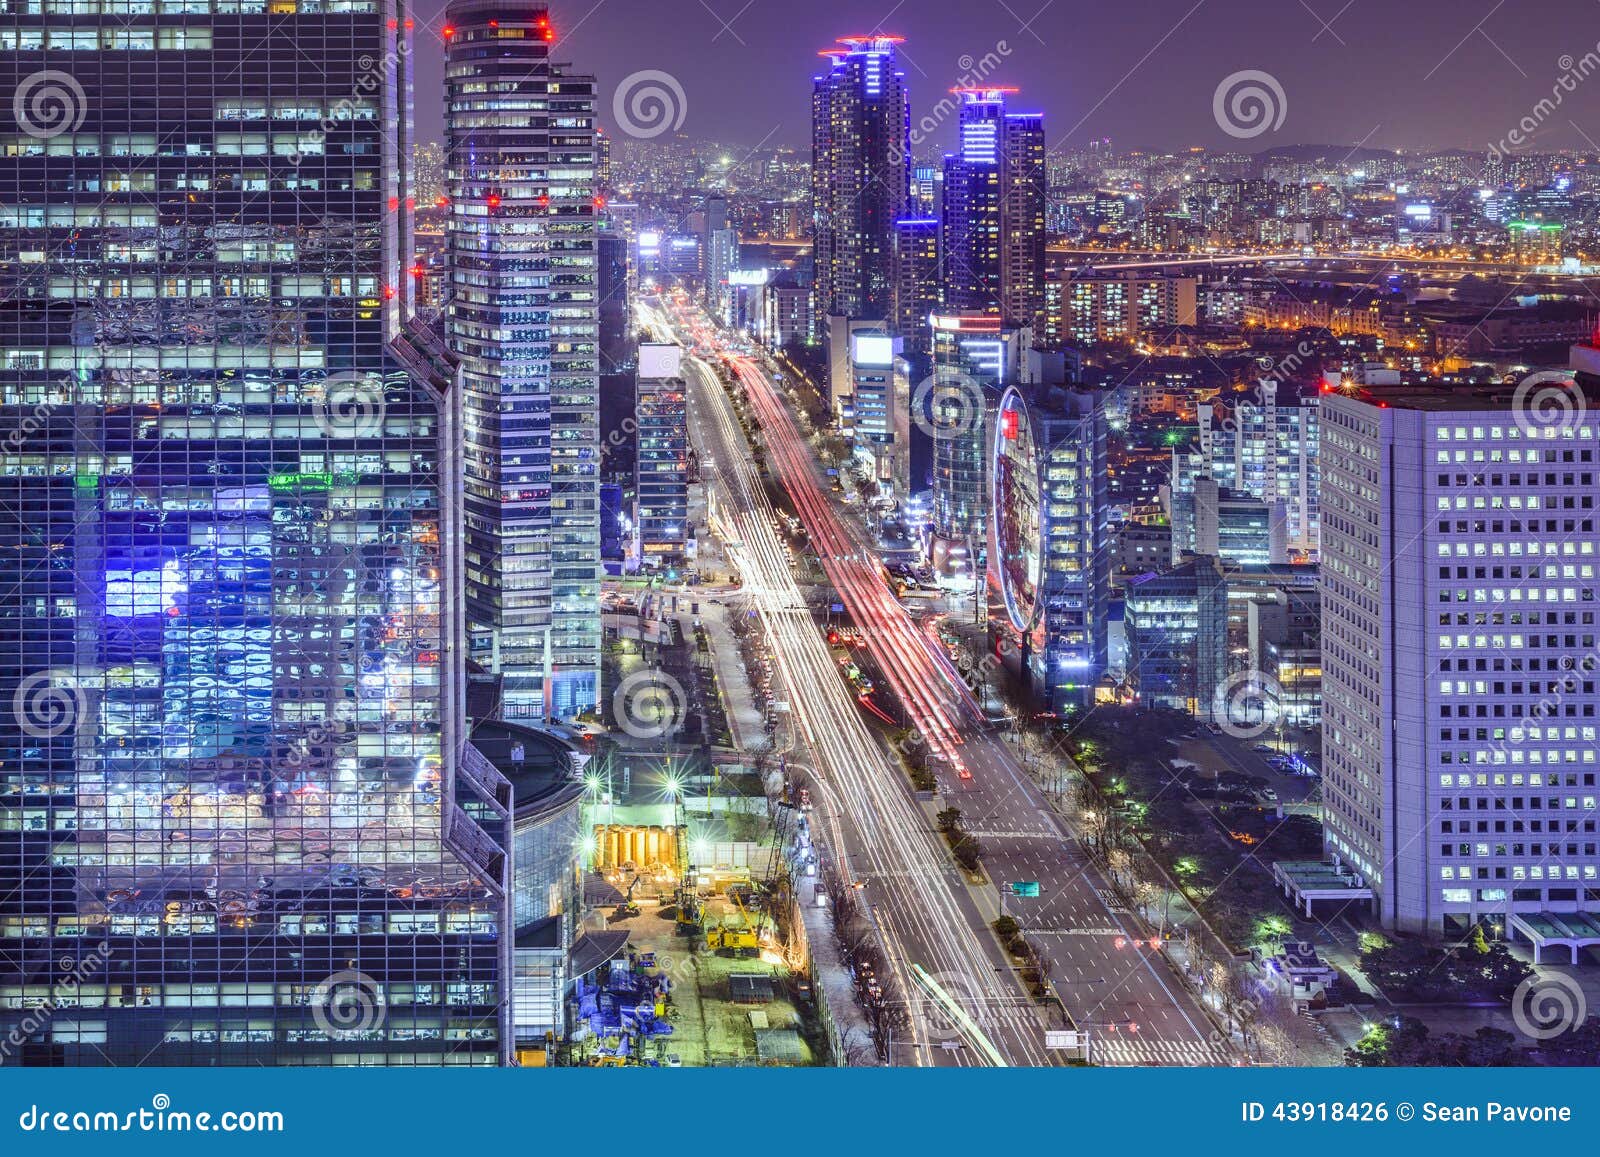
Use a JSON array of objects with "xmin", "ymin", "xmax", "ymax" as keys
[
  {"xmin": 659, "ymin": 294, "xmax": 1232, "ymax": 1066},
  {"xmin": 658, "ymin": 304, "xmax": 1055, "ymax": 1067}
]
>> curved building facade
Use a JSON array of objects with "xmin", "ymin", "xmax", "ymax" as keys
[{"xmin": 990, "ymin": 385, "xmax": 1108, "ymax": 713}]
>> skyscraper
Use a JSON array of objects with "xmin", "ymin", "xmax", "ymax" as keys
[
  {"xmin": 891, "ymin": 217, "xmax": 941, "ymax": 358},
  {"xmin": 811, "ymin": 35, "xmax": 910, "ymax": 326},
  {"xmin": 446, "ymin": 2, "xmax": 602, "ymax": 722},
  {"xmin": 1, "ymin": 1, "xmax": 508, "ymax": 1064},
  {"xmin": 927, "ymin": 313, "xmax": 1025, "ymax": 585},
  {"xmin": 940, "ymin": 89, "xmax": 1046, "ymax": 332},
  {"xmin": 1320, "ymin": 380, "xmax": 1600, "ymax": 935},
  {"xmin": 635, "ymin": 344, "xmax": 689, "ymax": 570},
  {"xmin": 702, "ymin": 195, "xmax": 736, "ymax": 323}
]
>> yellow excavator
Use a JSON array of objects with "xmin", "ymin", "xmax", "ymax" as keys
[
  {"xmin": 674, "ymin": 888, "xmax": 703, "ymax": 937},
  {"xmin": 705, "ymin": 890, "xmax": 760, "ymax": 957}
]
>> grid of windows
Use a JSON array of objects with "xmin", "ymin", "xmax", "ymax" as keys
[
  {"xmin": 446, "ymin": 2, "xmax": 600, "ymax": 722},
  {"xmin": 1322, "ymin": 395, "xmax": 1600, "ymax": 933},
  {"xmin": 1, "ymin": 0, "xmax": 504, "ymax": 1064}
]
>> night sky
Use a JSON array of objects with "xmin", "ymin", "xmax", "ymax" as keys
[{"xmin": 408, "ymin": 0, "xmax": 1600, "ymax": 155}]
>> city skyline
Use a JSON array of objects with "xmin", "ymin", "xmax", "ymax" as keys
[{"xmin": 12, "ymin": 0, "xmax": 1600, "ymax": 1085}]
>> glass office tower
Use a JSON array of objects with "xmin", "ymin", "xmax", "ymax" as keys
[
  {"xmin": 1, "ymin": 0, "xmax": 507, "ymax": 1065},
  {"xmin": 445, "ymin": 1, "xmax": 602, "ymax": 723}
]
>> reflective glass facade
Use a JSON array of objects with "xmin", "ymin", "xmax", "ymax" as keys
[
  {"xmin": 1, "ymin": 0, "xmax": 506, "ymax": 1065},
  {"xmin": 445, "ymin": 1, "xmax": 601, "ymax": 722}
]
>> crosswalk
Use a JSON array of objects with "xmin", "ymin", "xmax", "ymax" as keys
[{"xmin": 1088, "ymin": 1036, "xmax": 1234, "ymax": 1067}]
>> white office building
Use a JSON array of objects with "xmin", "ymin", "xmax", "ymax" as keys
[{"xmin": 1321, "ymin": 381, "xmax": 1600, "ymax": 937}]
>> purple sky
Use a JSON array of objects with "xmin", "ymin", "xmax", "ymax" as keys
[{"xmin": 409, "ymin": 0, "xmax": 1600, "ymax": 156}]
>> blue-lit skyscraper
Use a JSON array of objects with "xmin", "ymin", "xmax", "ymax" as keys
[
  {"xmin": 811, "ymin": 35, "xmax": 911, "ymax": 324},
  {"xmin": 1, "ymin": 0, "xmax": 509, "ymax": 1064},
  {"xmin": 446, "ymin": 2, "xmax": 603, "ymax": 722},
  {"xmin": 941, "ymin": 89, "xmax": 1046, "ymax": 331}
]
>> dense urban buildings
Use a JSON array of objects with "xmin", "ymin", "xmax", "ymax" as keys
[
  {"xmin": 446, "ymin": 1, "xmax": 603, "ymax": 721},
  {"xmin": 16, "ymin": 0, "xmax": 1600, "ymax": 1085},
  {"xmin": 1, "ymin": 0, "xmax": 508, "ymax": 1065}
]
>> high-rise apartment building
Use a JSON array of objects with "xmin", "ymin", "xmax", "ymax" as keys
[
  {"xmin": 1198, "ymin": 379, "xmax": 1319, "ymax": 559},
  {"xmin": 1321, "ymin": 381, "xmax": 1600, "ymax": 934},
  {"xmin": 891, "ymin": 217, "xmax": 941, "ymax": 358},
  {"xmin": 940, "ymin": 89, "xmax": 1045, "ymax": 331},
  {"xmin": 811, "ymin": 35, "xmax": 910, "ymax": 325},
  {"xmin": 446, "ymin": 2, "xmax": 602, "ymax": 722},
  {"xmin": 1055, "ymin": 271, "xmax": 1198, "ymax": 347},
  {"xmin": 1, "ymin": 0, "xmax": 509, "ymax": 1064}
]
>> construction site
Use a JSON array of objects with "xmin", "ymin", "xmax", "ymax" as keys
[{"xmin": 569, "ymin": 754, "xmax": 826, "ymax": 1067}]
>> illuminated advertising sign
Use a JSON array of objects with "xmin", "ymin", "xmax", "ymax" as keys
[{"xmin": 852, "ymin": 334, "xmax": 896, "ymax": 367}]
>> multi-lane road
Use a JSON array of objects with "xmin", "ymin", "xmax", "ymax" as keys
[
  {"xmin": 658, "ymin": 296, "xmax": 1229, "ymax": 1066},
  {"xmin": 662, "ymin": 307, "xmax": 1054, "ymax": 1066}
]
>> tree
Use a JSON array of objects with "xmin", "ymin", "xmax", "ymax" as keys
[
  {"xmin": 1464, "ymin": 924, "xmax": 1490, "ymax": 955},
  {"xmin": 1534, "ymin": 1017, "xmax": 1600, "ymax": 1066}
]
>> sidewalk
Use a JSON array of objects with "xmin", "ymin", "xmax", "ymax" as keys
[
  {"xmin": 796, "ymin": 873, "xmax": 879, "ymax": 1065},
  {"xmin": 685, "ymin": 598, "xmax": 769, "ymax": 755}
]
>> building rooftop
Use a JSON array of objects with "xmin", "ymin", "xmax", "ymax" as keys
[
  {"xmin": 469, "ymin": 720, "xmax": 584, "ymax": 819},
  {"xmin": 1326, "ymin": 373, "xmax": 1594, "ymax": 413}
]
